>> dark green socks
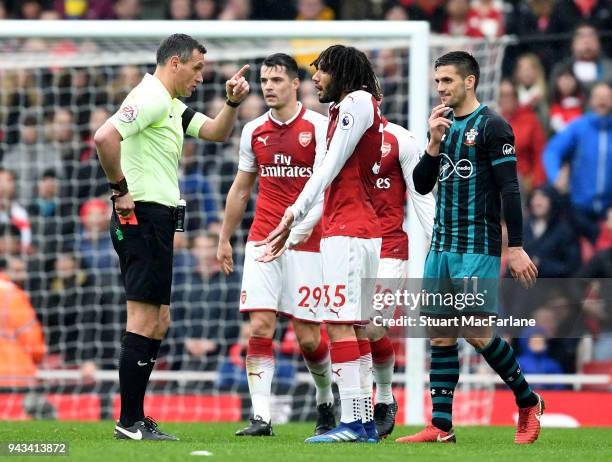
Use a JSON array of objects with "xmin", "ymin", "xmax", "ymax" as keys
[
  {"xmin": 478, "ymin": 336, "xmax": 538, "ymax": 408},
  {"xmin": 430, "ymin": 344, "xmax": 459, "ymax": 432}
]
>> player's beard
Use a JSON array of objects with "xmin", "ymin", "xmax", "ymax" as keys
[
  {"xmin": 319, "ymin": 79, "xmax": 342, "ymax": 104},
  {"xmin": 446, "ymin": 86, "xmax": 467, "ymax": 109}
]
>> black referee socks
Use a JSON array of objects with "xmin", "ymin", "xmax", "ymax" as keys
[{"xmin": 119, "ymin": 332, "xmax": 161, "ymax": 427}]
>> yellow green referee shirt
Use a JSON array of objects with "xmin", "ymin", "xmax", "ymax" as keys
[{"xmin": 109, "ymin": 73, "xmax": 208, "ymax": 207}]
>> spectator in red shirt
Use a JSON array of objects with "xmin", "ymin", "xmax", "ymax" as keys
[
  {"xmin": 549, "ymin": 66, "xmax": 585, "ymax": 133},
  {"xmin": 498, "ymin": 79, "xmax": 547, "ymax": 193},
  {"xmin": 442, "ymin": 0, "xmax": 481, "ymax": 37},
  {"xmin": 514, "ymin": 53, "xmax": 549, "ymax": 125},
  {"xmin": 467, "ymin": 0, "xmax": 504, "ymax": 38}
]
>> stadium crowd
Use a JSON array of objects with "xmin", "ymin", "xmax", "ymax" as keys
[{"xmin": 0, "ymin": 0, "xmax": 611, "ymax": 403}]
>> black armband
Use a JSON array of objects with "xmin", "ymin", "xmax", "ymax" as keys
[
  {"xmin": 181, "ymin": 107, "xmax": 196, "ymax": 133},
  {"xmin": 108, "ymin": 177, "xmax": 129, "ymax": 197},
  {"xmin": 225, "ymin": 98, "xmax": 241, "ymax": 108},
  {"xmin": 413, "ymin": 151, "xmax": 441, "ymax": 195}
]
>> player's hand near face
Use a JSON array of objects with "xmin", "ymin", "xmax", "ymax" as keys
[
  {"xmin": 427, "ymin": 104, "xmax": 452, "ymax": 156},
  {"xmin": 113, "ymin": 192, "xmax": 135, "ymax": 218},
  {"xmin": 217, "ymin": 239, "xmax": 234, "ymax": 275},
  {"xmin": 226, "ymin": 64, "xmax": 250, "ymax": 104},
  {"xmin": 507, "ymin": 247, "xmax": 538, "ymax": 288}
]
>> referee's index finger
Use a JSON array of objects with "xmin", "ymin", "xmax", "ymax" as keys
[{"xmin": 234, "ymin": 64, "xmax": 250, "ymax": 79}]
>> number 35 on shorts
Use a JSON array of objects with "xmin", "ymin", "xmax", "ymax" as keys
[{"xmin": 298, "ymin": 285, "xmax": 347, "ymax": 309}]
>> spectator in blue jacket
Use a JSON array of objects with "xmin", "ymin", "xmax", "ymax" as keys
[
  {"xmin": 517, "ymin": 327, "xmax": 565, "ymax": 390},
  {"xmin": 543, "ymin": 81, "xmax": 612, "ymax": 242}
]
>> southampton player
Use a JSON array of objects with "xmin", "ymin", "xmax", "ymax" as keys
[
  {"xmin": 259, "ymin": 45, "xmax": 384, "ymax": 443},
  {"xmin": 95, "ymin": 34, "xmax": 249, "ymax": 441},
  {"xmin": 395, "ymin": 51, "xmax": 544, "ymax": 445},
  {"xmin": 367, "ymin": 117, "xmax": 435, "ymax": 438},
  {"xmin": 217, "ymin": 54, "xmax": 335, "ymax": 437}
]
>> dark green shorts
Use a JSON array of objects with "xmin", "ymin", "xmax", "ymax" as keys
[{"xmin": 420, "ymin": 250, "xmax": 500, "ymax": 316}]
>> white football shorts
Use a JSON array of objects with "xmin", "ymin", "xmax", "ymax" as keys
[
  {"xmin": 239, "ymin": 241, "xmax": 323, "ymax": 323},
  {"xmin": 319, "ymin": 236, "xmax": 381, "ymax": 324},
  {"xmin": 368, "ymin": 257, "xmax": 409, "ymax": 321}
]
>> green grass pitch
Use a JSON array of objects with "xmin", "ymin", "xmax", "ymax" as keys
[{"xmin": 0, "ymin": 421, "xmax": 610, "ymax": 462}]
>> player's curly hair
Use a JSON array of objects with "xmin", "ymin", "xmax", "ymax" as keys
[{"xmin": 311, "ymin": 45, "xmax": 382, "ymax": 101}]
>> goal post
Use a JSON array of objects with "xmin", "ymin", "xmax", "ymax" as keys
[{"xmin": 0, "ymin": 20, "xmax": 514, "ymax": 425}]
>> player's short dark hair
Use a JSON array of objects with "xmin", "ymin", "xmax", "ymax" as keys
[
  {"xmin": 435, "ymin": 51, "xmax": 480, "ymax": 89},
  {"xmin": 156, "ymin": 33, "xmax": 207, "ymax": 65},
  {"xmin": 262, "ymin": 53, "xmax": 299, "ymax": 79},
  {"xmin": 311, "ymin": 45, "xmax": 382, "ymax": 101}
]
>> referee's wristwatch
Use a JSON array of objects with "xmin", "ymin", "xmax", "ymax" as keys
[{"xmin": 109, "ymin": 177, "xmax": 129, "ymax": 197}]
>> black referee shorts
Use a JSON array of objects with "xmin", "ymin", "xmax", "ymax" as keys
[{"xmin": 110, "ymin": 201, "xmax": 175, "ymax": 306}]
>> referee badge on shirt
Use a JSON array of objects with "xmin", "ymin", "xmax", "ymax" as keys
[
  {"xmin": 298, "ymin": 131, "xmax": 312, "ymax": 147},
  {"xmin": 464, "ymin": 128, "xmax": 478, "ymax": 146},
  {"xmin": 118, "ymin": 104, "xmax": 138, "ymax": 123}
]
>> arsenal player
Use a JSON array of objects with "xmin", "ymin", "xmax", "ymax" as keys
[
  {"xmin": 217, "ymin": 54, "xmax": 334, "ymax": 437},
  {"xmin": 367, "ymin": 117, "xmax": 435, "ymax": 438},
  {"xmin": 259, "ymin": 45, "xmax": 385, "ymax": 443}
]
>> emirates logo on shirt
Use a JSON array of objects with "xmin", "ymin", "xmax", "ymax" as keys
[
  {"xmin": 259, "ymin": 154, "xmax": 313, "ymax": 178},
  {"xmin": 298, "ymin": 131, "xmax": 312, "ymax": 147}
]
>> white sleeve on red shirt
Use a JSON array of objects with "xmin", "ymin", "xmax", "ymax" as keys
[
  {"xmin": 288, "ymin": 91, "xmax": 375, "ymax": 225},
  {"xmin": 393, "ymin": 123, "xmax": 435, "ymax": 242},
  {"xmin": 237, "ymin": 120, "xmax": 259, "ymax": 173},
  {"xmin": 287, "ymin": 112, "xmax": 328, "ymax": 247}
]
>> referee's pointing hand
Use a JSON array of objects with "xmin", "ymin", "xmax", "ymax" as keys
[{"xmin": 226, "ymin": 64, "xmax": 250, "ymax": 104}]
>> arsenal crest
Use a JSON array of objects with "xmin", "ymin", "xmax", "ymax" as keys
[
  {"xmin": 298, "ymin": 131, "xmax": 312, "ymax": 147},
  {"xmin": 381, "ymin": 142, "xmax": 391, "ymax": 157},
  {"xmin": 464, "ymin": 128, "xmax": 478, "ymax": 146},
  {"xmin": 241, "ymin": 290, "xmax": 247, "ymax": 304}
]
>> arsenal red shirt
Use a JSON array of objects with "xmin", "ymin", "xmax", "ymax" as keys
[
  {"xmin": 238, "ymin": 103, "xmax": 327, "ymax": 252},
  {"xmin": 289, "ymin": 90, "xmax": 384, "ymax": 239},
  {"xmin": 373, "ymin": 120, "xmax": 435, "ymax": 260}
]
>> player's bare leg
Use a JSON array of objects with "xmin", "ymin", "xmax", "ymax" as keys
[
  {"xmin": 465, "ymin": 324, "xmax": 544, "ymax": 444},
  {"xmin": 115, "ymin": 302, "xmax": 177, "ymax": 441},
  {"xmin": 293, "ymin": 320, "xmax": 335, "ymax": 435},
  {"xmin": 236, "ymin": 311, "xmax": 276, "ymax": 436},
  {"xmin": 366, "ymin": 324, "xmax": 397, "ymax": 438}
]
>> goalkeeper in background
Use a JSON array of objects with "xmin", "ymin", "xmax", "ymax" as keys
[{"xmin": 94, "ymin": 33, "xmax": 249, "ymax": 441}]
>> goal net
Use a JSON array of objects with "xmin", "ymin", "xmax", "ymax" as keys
[{"xmin": 0, "ymin": 20, "xmax": 508, "ymax": 424}]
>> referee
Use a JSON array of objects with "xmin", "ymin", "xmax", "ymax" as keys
[{"xmin": 94, "ymin": 34, "xmax": 249, "ymax": 441}]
